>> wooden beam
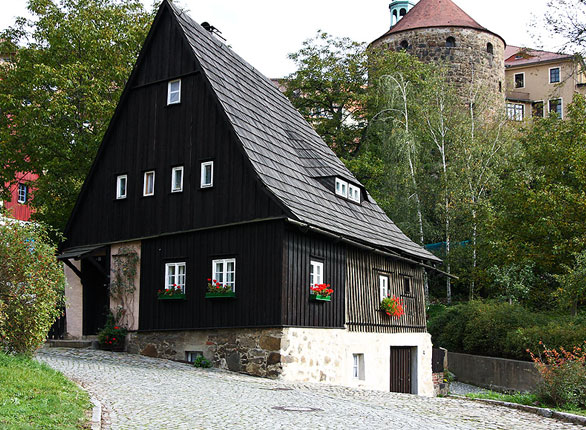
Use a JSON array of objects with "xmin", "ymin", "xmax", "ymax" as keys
[{"xmin": 63, "ymin": 259, "xmax": 83, "ymax": 279}]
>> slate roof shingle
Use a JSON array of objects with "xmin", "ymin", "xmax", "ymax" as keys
[{"xmin": 167, "ymin": 1, "xmax": 440, "ymax": 263}]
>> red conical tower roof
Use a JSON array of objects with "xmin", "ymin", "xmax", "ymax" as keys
[{"xmin": 374, "ymin": 0, "xmax": 505, "ymax": 45}]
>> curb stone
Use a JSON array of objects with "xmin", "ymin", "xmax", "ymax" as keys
[
  {"xmin": 90, "ymin": 396, "xmax": 102, "ymax": 430},
  {"xmin": 452, "ymin": 395, "xmax": 586, "ymax": 426}
]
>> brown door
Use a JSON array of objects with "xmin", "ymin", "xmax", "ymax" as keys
[{"xmin": 390, "ymin": 346, "xmax": 412, "ymax": 393}]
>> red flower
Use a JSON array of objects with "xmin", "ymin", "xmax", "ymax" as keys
[
  {"xmin": 207, "ymin": 278, "xmax": 211, "ymax": 281},
  {"xmin": 114, "ymin": 326, "xmax": 119, "ymax": 330}
]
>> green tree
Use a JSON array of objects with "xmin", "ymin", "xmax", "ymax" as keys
[
  {"xmin": 0, "ymin": 221, "xmax": 65, "ymax": 355},
  {"xmin": 0, "ymin": 0, "xmax": 153, "ymax": 232},
  {"xmin": 555, "ymin": 250, "xmax": 586, "ymax": 315},
  {"xmin": 284, "ymin": 32, "xmax": 368, "ymax": 156}
]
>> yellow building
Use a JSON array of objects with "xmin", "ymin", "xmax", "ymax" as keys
[{"xmin": 505, "ymin": 45, "xmax": 586, "ymax": 121}]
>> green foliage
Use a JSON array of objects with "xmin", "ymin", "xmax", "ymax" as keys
[
  {"xmin": 110, "ymin": 247, "xmax": 139, "ymax": 326},
  {"xmin": 285, "ymin": 32, "xmax": 368, "ymax": 156},
  {"xmin": 555, "ymin": 250, "xmax": 586, "ymax": 314},
  {"xmin": 97, "ymin": 313, "xmax": 127, "ymax": 349},
  {"xmin": 0, "ymin": 0, "xmax": 154, "ymax": 232},
  {"xmin": 193, "ymin": 355, "xmax": 212, "ymax": 368},
  {"xmin": 487, "ymin": 262, "xmax": 537, "ymax": 304},
  {"xmin": 0, "ymin": 352, "xmax": 91, "ymax": 429},
  {"xmin": 0, "ymin": 222, "xmax": 65, "ymax": 355}
]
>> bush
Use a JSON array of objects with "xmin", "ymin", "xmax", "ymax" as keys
[
  {"xmin": 0, "ymin": 222, "xmax": 65, "ymax": 355},
  {"xmin": 97, "ymin": 314, "xmax": 127, "ymax": 350},
  {"xmin": 193, "ymin": 355, "xmax": 212, "ymax": 368},
  {"xmin": 529, "ymin": 343, "xmax": 586, "ymax": 408}
]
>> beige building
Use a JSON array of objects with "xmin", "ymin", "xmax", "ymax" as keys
[{"xmin": 505, "ymin": 46, "xmax": 586, "ymax": 121}]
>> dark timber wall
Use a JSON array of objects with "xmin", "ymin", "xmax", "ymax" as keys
[
  {"xmin": 64, "ymin": 7, "xmax": 284, "ymax": 249},
  {"xmin": 139, "ymin": 220, "xmax": 283, "ymax": 330},
  {"xmin": 346, "ymin": 248, "xmax": 427, "ymax": 333}
]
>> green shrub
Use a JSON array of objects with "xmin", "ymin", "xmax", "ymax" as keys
[
  {"xmin": 97, "ymin": 314, "xmax": 127, "ymax": 350},
  {"xmin": 0, "ymin": 222, "xmax": 65, "ymax": 355},
  {"xmin": 193, "ymin": 355, "xmax": 212, "ymax": 368}
]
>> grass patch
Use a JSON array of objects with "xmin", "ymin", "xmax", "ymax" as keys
[
  {"xmin": 465, "ymin": 391, "xmax": 586, "ymax": 417},
  {"xmin": 0, "ymin": 353, "xmax": 91, "ymax": 429}
]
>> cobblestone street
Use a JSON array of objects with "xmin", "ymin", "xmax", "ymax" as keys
[{"xmin": 37, "ymin": 348, "xmax": 580, "ymax": 430}]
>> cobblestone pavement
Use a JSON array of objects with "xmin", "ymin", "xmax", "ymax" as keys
[{"xmin": 37, "ymin": 348, "xmax": 579, "ymax": 430}]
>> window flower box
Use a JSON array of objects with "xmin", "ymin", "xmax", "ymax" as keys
[
  {"xmin": 310, "ymin": 284, "xmax": 333, "ymax": 302},
  {"xmin": 205, "ymin": 279, "xmax": 235, "ymax": 299},
  {"xmin": 157, "ymin": 285, "xmax": 186, "ymax": 300},
  {"xmin": 158, "ymin": 293, "xmax": 186, "ymax": 300}
]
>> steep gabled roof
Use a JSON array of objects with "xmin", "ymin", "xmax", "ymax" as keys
[
  {"xmin": 373, "ymin": 0, "xmax": 505, "ymax": 45},
  {"xmin": 166, "ymin": 1, "xmax": 439, "ymax": 263}
]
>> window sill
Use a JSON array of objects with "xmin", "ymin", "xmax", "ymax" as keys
[
  {"xmin": 205, "ymin": 292, "xmax": 236, "ymax": 299},
  {"xmin": 157, "ymin": 294, "xmax": 186, "ymax": 300}
]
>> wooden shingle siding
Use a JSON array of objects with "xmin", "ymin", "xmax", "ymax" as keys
[
  {"xmin": 139, "ymin": 220, "xmax": 283, "ymax": 330},
  {"xmin": 346, "ymin": 248, "xmax": 427, "ymax": 333},
  {"xmin": 281, "ymin": 226, "xmax": 346, "ymax": 328}
]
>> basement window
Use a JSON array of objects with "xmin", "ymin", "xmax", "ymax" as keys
[
  {"xmin": 116, "ymin": 175, "xmax": 127, "ymax": 199},
  {"xmin": 143, "ymin": 171, "xmax": 155, "ymax": 196},
  {"xmin": 167, "ymin": 79, "xmax": 181, "ymax": 105},
  {"xmin": 165, "ymin": 262, "xmax": 186, "ymax": 293},
  {"xmin": 212, "ymin": 258, "xmax": 236, "ymax": 292},
  {"xmin": 352, "ymin": 353, "xmax": 365, "ymax": 380},
  {"xmin": 185, "ymin": 351, "xmax": 203, "ymax": 364},
  {"xmin": 171, "ymin": 166, "xmax": 184, "ymax": 193},
  {"xmin": 201, "ymin": 161, "xmax": 214, "ymax": 188}
]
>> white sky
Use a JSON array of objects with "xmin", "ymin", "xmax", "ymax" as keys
[{"xmin": 0, "ymin": 0, "xmax": 564, "ymax": 78}]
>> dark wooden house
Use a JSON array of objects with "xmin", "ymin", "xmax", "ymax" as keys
[{"xmin": 59, "ymin": 0, "xmax": 442, "ymax": 395}]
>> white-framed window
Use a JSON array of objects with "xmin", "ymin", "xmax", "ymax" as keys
[
  {"xmin": 549, "ymin": 67, "xmax": 560, "ymax": 84},
  {"xmin": 532, "ymin": 100, "xmax": 544, "ymax": 118},
  {"xmin": 549, "ymin": 98, "xmax": 563, "ymax": 118},
  {"xmin": 116, "ymin": 175, "xmax": 127, "ymax": 199},
  {"xmin": 17, "ymin": 183, "xmax": 27, "ymax": 204},
  {"xmin": 379, "ymin": 275, "xmax": 389, "ymax": 301},
  {"xmin": 171, "ymin": 166, "xmax": 184, "ymax": 193},
  {"xmin": 310, "ymin": 260, "xmax": 323, "ymax": 288},
  {"xmin": 348, "ymin": 183, "xmax": 361, "ymax": 203},
  {"xmin": 506, "ymin": 103, "xmax": 524, "ymax": 121},
  {"xmin": 201, "ymin": 161, "xmax": 214, "ymax": 188},
  {"xmin": 167, "ymin": 79, "xmax": 181, "ymax": 105},
  {"xmin": 352, "ymin": 353, "xmax": 365, "ymax": 380},
  {"xmin": 143, "ymin": 171, "xmax": 155, "ymax": 196},
  {"xmin": 335, "ymin": 177, "xmax": 348, "ymax": 198},
  {"xmin": 514, "ymin": 72, "xmax": 525, "ymax": 89},
  {"xmin": 165, "ymin": 262, "xmax": 186, "ymax": 292},
  {"xmin": 212, "ymin": 258, "xmax": 236, "ymax": 291}
]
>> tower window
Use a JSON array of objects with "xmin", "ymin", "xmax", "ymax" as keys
[
  {"xmin": 487, "ymin": 43, "xmax": 494, "ymax": 54},
  {"xmin": 400, "ymin": 40, "xmax": 409, "ymax": 50},
  {"xmin": 446, "ymin": 37, "xmax": 456, "ymax": 48},
  {"xmin": 399, "ymin": 8, "xmax": 406, "ymax": 16}
]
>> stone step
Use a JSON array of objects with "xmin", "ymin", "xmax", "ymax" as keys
[{"xmin": 47, "ymin": 339, "xmax": 94, "ymax": 349}]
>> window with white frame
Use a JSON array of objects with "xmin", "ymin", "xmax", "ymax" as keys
[
  {"xmin": 165, "ymin": 262, "xmax": 186, "ymax": 292},
  {"xmin": 506, "ymin": 103, "xmax": 524, "ymax": 121},
  {"xmin": 167, "ymin": 79, "xmax": 181, "ymax": 105},
  {"xmin": 116, "ymin": 175, "xmax": 127, "ymax": 199},
  {"xmin": 348, "ymin": 183, "xmax": 360, "ymax": 203},
  {"xmin": 310, "ymin": 260, "xmax": 323, "ymax": 288},
  {"xmin": 549, "ymin": 98, "xmax": 563, "ymax": 118},
  {"xmin": 379, "ymin": 275, "xmax": 389, "ymax": 301},
  {"xmin": 514, "ymin": 72, "xmax": 525, "ymax": 89},
  {"xmin": 201, "ymin": 161, "xmax": 214, "ymax": 188},
  {"xmin": 335, "ymin": 177, "xmax": 347, "ymax": 198},
  {"xmin": 143, "ymin": 171, "xmax": 155, "ymax": 196},
  {"xmin": 171, "ymin": 166, "xmax": 183, "ymax": 193},
  {"xmin": 17, "ymin": 183, "xmax": 27, "ymax": 204},
  {"xmin": 352, "ymin": 353, "xmax": 365, "ymax": 380},
  {"xmin": 549, "ymin": 67, "xmax": 560, "ymax": 84},
  {"xmin": 212, "ymin": 258, "xmax": 236, "ymax": 291}
]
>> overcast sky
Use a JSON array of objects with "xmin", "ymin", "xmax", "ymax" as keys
[{"xmin": 0, "ymin": 0, "xmax": 563, "ymax": 78}]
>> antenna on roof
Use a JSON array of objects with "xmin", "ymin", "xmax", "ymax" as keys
[{"xmin": 201, "ymin": 22, "xmax": 226, "ymax": 41}]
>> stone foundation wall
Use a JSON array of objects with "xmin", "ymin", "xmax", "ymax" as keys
[
  {"xmin": 127, "ymin": 328, "xmax": 283, "ymax": 378},
  {"xmin": 432, "ymin": 372, "xmax": 449, "ymax": 396}
]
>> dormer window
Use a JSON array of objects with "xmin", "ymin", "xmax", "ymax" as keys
[
  {"xmin": 348, "ymin": 184, "xmax": 361, "ymax": 203},
  {"xmin": 335, "ymin": 177, "xmax": 361, "ymax": 203},
  {"xmin": 335, "ymin": 177, "xmax": 348, "ymax": 198},
  {"xmin": 167, "ymin": 79, "xmax": 181, "ymax": 105},
  {"xmin": 143, "ymin": 170, "xmax": 155, "ymax": 196}
]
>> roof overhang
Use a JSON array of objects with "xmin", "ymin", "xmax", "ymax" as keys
[{"xmin": 57, "ymin": 244, "xmax": 107, "ymax": 260}]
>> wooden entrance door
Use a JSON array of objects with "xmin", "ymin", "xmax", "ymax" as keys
[
  {"xmin": 390, "ymin": 346, "xmax": 412, "ymax": 393},
  {"xmin": 82, "ymin": 254, "xmax": 110, "ymax": 335}
]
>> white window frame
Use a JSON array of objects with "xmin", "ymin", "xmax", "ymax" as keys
[
  {"xmin": 548, "ymin": 98, "xmax": 563, "ymax": 119},
  {"xmin": 171, "ymin": 166, "xmax": 184, "ymax": 193},
  {"xmin": 348, "ymin": 183, "xmax": 361, "ymax": 203},
  {"xmin": 514, "ymin": 72, "xmax": 525, "ymax": 89},
  {"xmin": 379, "ymin": 275, "xmax": 389, "ymax": 301},
  {"xmin": 17, "ymin": 183, "xmax": 27, "ymax": 204},
  {"xmin": 167, "ymin": 79, "xmax": 181, "ymax": 105},
  {"xmin": 200, "ymin": 161, "xmax": 214, "ymax": 188},
  {"xmin": 212, "ymin": 258, "xmax": 236, "ymax": 292},
  {"xmin": 335, "ymin": 177, "xmax": 348, "ymax": 198},
  {"xmin": 143, "ymin": 171, "xmax": 155, "ymax": 196},
  {"xmin": 549, "ymin": 67, "xmax": 561, "ymax": 84},
  {"xmin": 116, "ymin": 175, "xmax": 127, "ymax": 199},
  {"xmin": 165, "ymin": 262, "xmax": 186, "ymax": 293},
  {"xmin": 352, "ymin": 353, "xmax": 365, "ymax": 380},
  {"xmin": 506, "ymin": 103, "xmax": 524, "ymax": 121},
  {"xmin": 310, "ymin": 260, "xmax": 323, "ymax": 288}
]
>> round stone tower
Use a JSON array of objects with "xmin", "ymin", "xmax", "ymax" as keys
[{"xmin": 372, "ymin": 0, "xmax": 505, "ymax": 101}]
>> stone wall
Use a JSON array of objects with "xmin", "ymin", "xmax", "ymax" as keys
[
  {"xmin": 373, "ymin": 27, "xmax": 505, "ymax": 106},
  {"xmin": 63, "ymin": 260, "xmax": 83, "ymax": 339}
]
